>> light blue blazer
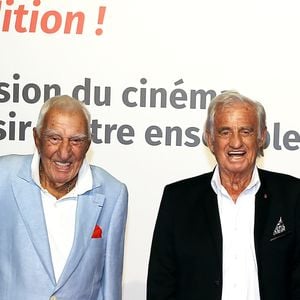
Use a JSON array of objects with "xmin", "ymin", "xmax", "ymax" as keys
[{"xmin": 0, "ymin": 154, "xmax": 128, "ymax": 300}]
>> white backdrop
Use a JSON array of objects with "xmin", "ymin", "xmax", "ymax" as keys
[{"xmin": 1, "ymin": 0, "xmax": 300, "ymax": 299}]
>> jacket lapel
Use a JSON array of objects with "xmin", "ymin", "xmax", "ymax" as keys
[
  {"xmin": 12, "ymin": 163, "xmax": 56, "ymax": 285},
  {"xmin": 254, "ymin": 170, "xmax": 271, "ymax": 259},
  {"xmin": 12, "ymin": 157, "xmax": 106, "ymax": 290},
  {"xmin": 202, "ymin": 181, "xmax": 223, "ymax": 268},
  {"xmin": 202, "ymin": 169, "xmax": 271, "ymax": 277},
  {"xmin": 56, "ymin": 187, "xmax": 105, "ymax": 288}
]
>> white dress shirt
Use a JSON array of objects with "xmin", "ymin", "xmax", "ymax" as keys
[
  {"xmin": 211, "ymin": 166, "xmax": 261, "ymax": 300},
  {"xmin": 31, "ymin": 151, "xmax": 93, "ymax": 282}
]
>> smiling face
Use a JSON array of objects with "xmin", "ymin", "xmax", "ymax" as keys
[
  {"xmin": 33, "ymin": 107, "xmax": 91, "ymax": 193},
  {"xmin": 206, "ymin": 102, "xmax": 266, "ymax": 179}
]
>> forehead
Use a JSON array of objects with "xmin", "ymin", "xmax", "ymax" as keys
[
  {"xmin": 42, "ymin": 107, "xmax": 88, "ymax": 133},
  {"xmin": 214, "ymin": 102, "xmax": 258, "ymax": 126}
]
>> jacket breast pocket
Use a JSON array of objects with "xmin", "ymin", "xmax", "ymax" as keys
[{"xmin": 269, "ymin": 230, "xmax": 292, "ymax": 242}]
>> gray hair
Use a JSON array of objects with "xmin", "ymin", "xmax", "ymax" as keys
[
  {"xmin": 35, "ymin": 95, "xmax": 91, "ymax": 139},
  {"xmin": 204, "ymin": 90, "xmax": 267, "ymax": 156}
]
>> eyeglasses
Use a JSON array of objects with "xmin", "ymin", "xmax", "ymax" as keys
[{"xmin": 42, "ymin": 134, "xmax": 89, "ymax": 146}]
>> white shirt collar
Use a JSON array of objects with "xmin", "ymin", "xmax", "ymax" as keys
[{"xmin": 211, "ymin": 165, "xmax": 261, "ymax": 197}]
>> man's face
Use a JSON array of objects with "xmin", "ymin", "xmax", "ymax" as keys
[
  {"xmin": 34, "ymin": 107, "xmax": 91, "ymax": 189},
  {"xmin": 207, "ymin": 102, "xmax": 266, "ymax": 177}
]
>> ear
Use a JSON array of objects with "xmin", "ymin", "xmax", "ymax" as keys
[
  {"xmin": 259, "ymin": 127, "xmax": 267, "ymax": 148},
  {"xmin": 205, "ymin": 131, "xmax": 215, "ymax": 154},
  {"xmin": 33, "ymin": 127, "xmax": 41, "ymax": 153},
  {"xmin": 85, "ymin": 139, "xmax": 91, "ymax": 153}
]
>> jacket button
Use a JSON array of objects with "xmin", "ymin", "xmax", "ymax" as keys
[{"xmin": 50, "ymin": 296, "xmax": 57, "ymax": 300}]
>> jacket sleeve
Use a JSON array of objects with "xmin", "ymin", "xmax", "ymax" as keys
[
  {"xmin": 98, "ymin": 183, "xmax": 128, "ymax": 300},
  {"xmin": 292, "ymin": 188, "xmax": 300, "ymax": 299},
  {"xmin": 147, "ymin": 185, "xmax": 176, "ymax": 300}
]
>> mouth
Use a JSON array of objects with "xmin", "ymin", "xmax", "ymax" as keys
[
  {"xmin": 54, "ymin": 161, "xmax": 72, "ymax": 170},
  {"xmin": 227, "ymin": 150, "xmax": 246, "ymax": 158}
]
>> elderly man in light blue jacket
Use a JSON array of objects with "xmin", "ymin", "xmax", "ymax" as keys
[{"xmin": 0, "ymin": 95, "xmax": 128, "ymax": 300}]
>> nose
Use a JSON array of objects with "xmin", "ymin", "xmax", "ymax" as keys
[
  {"xmin": 229, "ymin": 132, "xmax": 243, "ymax": 148},
  {"xmin": 57, "ymin": 138, "xmax": 72, "ymax": 159}
]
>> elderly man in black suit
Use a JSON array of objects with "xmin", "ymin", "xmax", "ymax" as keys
[{"xmin": 147, "ymin": 90, "xmax": 300, "ymax": 300}]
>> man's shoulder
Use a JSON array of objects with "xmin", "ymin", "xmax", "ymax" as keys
[
  {"xmin": 0, "ymin": 154, "xmax": 32, "ymax": 172},
  {"xmin": 259, "ymin": 168, "xmax": 300, "ymax": 197},
  {"xmin": 259, "ymin": 168, "xmax": 300, "ymax": 184},
  {"xmin": 89, "ymin": 164, "xmax": 126, "ymax": 189},
  {"xmin": 164, "ymin": 171, "xmax": 214, "ymax": 192}
]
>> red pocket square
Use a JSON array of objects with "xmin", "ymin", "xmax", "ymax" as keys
[{"xmin": 91, "ymin": 224, "xmax": 102, "ymax": 238}]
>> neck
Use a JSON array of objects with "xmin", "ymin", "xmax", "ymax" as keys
[
  {"xmin": 39, "ymin": 166, "xmax": 78, "ymax": 200},
  {"xmin": 219, "ymin": 168, "xmax": 254, "ymax": 203}
]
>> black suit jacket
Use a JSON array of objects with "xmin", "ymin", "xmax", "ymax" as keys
[{"xmin": 147, "ymin": 168, "xmax": 300, "ymax": 300}]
